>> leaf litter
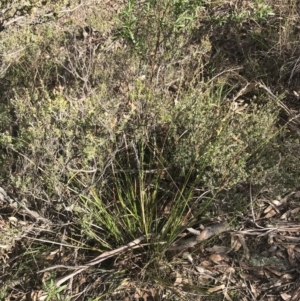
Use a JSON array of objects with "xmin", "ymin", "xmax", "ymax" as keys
[{"xmin": 2, "ymin": 185, "xmax": 300, "ymax": 300}]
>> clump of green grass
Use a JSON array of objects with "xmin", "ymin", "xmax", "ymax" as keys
[{"xmin": 72, "ymin": 78, "xmax": 280, "ymax": 299}]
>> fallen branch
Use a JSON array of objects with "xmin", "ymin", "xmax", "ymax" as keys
[{"xmin": 38, "ymin": 235, "xmax": 151, "ymax": 287}]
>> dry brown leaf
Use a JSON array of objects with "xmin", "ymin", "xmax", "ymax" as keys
[
  {"xmin": 78, "ymin": 276, "xmax": 87, "ymax": 285},
  {"xmin": 174, "ymin": 271, "xmax": 182, "ymax": 286},
  {"xmin": 280, "ymin": 212, "xmax": 288, "ymax": 219},
  {"xmin": 182, "ymin": 252, "xmax": 193, "ymax": 264},
  {"xmin": 133, "ymin": 288, "xmax": 142, "ymax": 299},
  {"xmin": 194, "ymin": 266, "xmax": 206, "ymax": 274},
  {"xmin": 290, "ymin": 207, "xmax": 300, "ymax": 215},
  {"xmin": 8, "ymin": 216, "xmax": 18, "ymax": 224},
  {"xmin": 208, "ymin": 284, "xmax": 225, "ymax": 293},
  {"xmin": 198, "ymin": 274, "xmax": 215, "ymax": 282},
  {"xmin": 257, "ymin": 197, "xmax": 268, "ymax": 207},
  {"xmin": 201, "ymin": 260, "xmax": 211, "ymax": 268},
  {"xmin": 271, "ymin": 199, "xmax": 282, "ymax": 206},
  {"xmin": 264, "ymin": 205, "xmax": 274, "ymax": 213},
  {"xmin": 214, "ymin": 265, "xmax": 233, "ymax": 274},
  {"xmin": 265, "ymin": 209, "xmax": 277, "ymax": 218},
  {"xmin": 224, "ymin": 291, "xmax": 233, "ymax": 301},
  {"xmin": 197, "ymin": 222, "xmax": 230, "ymax": 242},
  {"xmin": 240, "ymin": 272, "xmax": 255, "ymax": 281},
  {"xmin": 231, "ymin": 235, "xmax": 242, "ymax": 251},
  {"xmin": 187, "ymin": 227, "xmax": 201, "ymax": 235},
  {"xmin": 231, "ymin": 234, "xmax": 250, "ymax": 260},
  {"xmin": 206, "ymin": 245, "xmax": 229, "ymax": 254},
  {"xmin": 280, "ymin": 273, "xmax": 293, "ymax": 281},
  {"xmin": 45, "ymin": 249, "xmax": 60, "ymax": 260},
  {"xmin": 265, "ymin": 266, "xmax": 283, "ymax": 277},
  {"xmin": 268, "ymin": 245, "xmax": 277, "ymax": 252},
  {"xmin": 195, "ymin": 266, "xmax": 216, "ymax": 277},
  {"xmin": 219, "ymin": 266, "xmax": 234, "ymax": 282},
  {"xmin": 264, "ymin": 200, "xmax": 281, "ymax": 215},
  {"xmin": 280, "ymin": 293, "xmax": 291, "ymax": 300},
  {"xmin": 225, "ymin": 267, "xmax": 235, "ymax": 274},
  {"xmin": 209, "ymin": 253, "xmax": 223, "ymax": 264}
]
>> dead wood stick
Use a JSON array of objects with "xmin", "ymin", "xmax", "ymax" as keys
[{"xmin": 38, "ymin": 235, "xmax": 150, "ymax": 287}]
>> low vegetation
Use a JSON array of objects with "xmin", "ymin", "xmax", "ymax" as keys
[{"xmin": 1, "ymin": 0, "xmax": 300, "ymax": 300}]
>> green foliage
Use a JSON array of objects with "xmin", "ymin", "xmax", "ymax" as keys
[
  {"xmin": 3, "ymin": 86, "xmax": 121, "ymax": 197},
  {"xmin": 209, "ymin": 0, "xmax": 273, "ymax": 25},
  {"xmin": 43, "ymin": 279, "xmax": 70, "ymax": 301},
  {"xmin": 159, "ymin": 84, "xmax": 279, "ymax": 191},
  {"xmin": 74, "ymin": 80, "xmax": 281, "ymax": 294},
  {"xmin": 1, "ymin": 0, "xmax": 300, "ymax": 299},
  {"xmin": 116, "ymin": 0, "xmax": 205, "ymax": 51},
  {"xmin": 255, "ymin": 1, "xmax": 274, "ymax": 20}
]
